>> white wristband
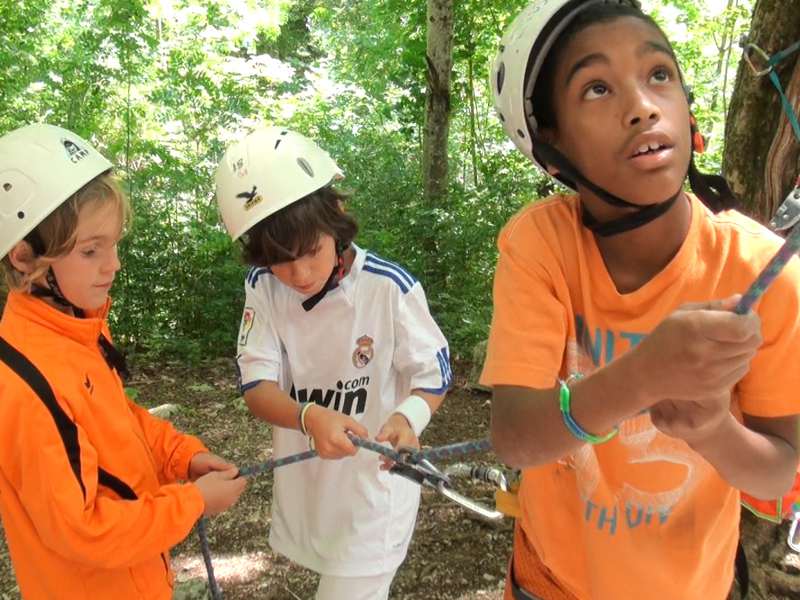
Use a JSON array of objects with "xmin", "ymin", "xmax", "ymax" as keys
[{"xmin": 393, "ymin": 394, "xmax": 432, "ymax": 437}]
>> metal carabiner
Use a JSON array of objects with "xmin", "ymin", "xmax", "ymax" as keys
[
  {"xmin": 390, "ymin": 454, "xmax": 505, "ymax": 521},
  {"xmin": 435, "ymin": 481, "xmax": 505, "ymax": 522},
  {"xmin": 789, "ymin": 512, "xmax": 800, "ymax": 553},
  {"xmin": 770, "ymin": 187, "xmax": 800, "ymax": 232},
  {"xmin": 741, "ymin": 41, "xmax": 774, "ymax": 77},
  {"xmin": 389, "ymin": 451, "xmax": 451, "ymax": 489}
]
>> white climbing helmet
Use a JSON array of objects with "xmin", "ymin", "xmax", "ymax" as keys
[
  {"xmin": 0, "ymin": 123, "xmax": 112, "ymax": 259},
  {"xmin": 490, "ymin": 0, "xmax": 639, "ymax": 183},
  {"xmin": 215, "ymin": 126, "xmax": 344, "ymax": 241}
]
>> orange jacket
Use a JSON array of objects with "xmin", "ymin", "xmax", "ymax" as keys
[{"xmin": 0, "ymin": 292, "xmax": 207, "ymax": 599}]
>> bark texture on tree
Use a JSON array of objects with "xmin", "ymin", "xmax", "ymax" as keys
[
  {"xmin": 423, "ymin": 0, "xmax": 455, "ymax": 204},
  {"xmin": 723, "ymin": 0, "xmax": 800, "ymax": 221}
]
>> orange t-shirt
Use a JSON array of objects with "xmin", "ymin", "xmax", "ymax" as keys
[{"xmin": 481, "ymin": 194, "xmax": 800, "ymax": 600}]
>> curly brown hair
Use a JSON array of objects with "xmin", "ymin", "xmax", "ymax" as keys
[{"xmin": 240, "ymin": 185, "xmax": 358, "ymax": 267}]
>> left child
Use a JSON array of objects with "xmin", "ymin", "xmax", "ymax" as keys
[{"xmin": 0, "ymin": 123, "xmax": 247, "ymax": 599}]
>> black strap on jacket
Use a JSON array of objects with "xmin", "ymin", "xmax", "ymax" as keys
[{"xmin": 0, "ymin": 335, "xmax": 137, "ymax": 501}]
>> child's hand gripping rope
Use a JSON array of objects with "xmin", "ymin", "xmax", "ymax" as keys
[{"xmin": 644, "ymin": 226, "xmax": 800, "ymax": 442}]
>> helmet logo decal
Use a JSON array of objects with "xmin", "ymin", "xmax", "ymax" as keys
[
  {"xmin": 232, "ymin": 157, "xmax": 247, "ymax": 177},
  {"xmin": 61, "ymin": 138, "xmax": 89, "ymax": 164},
  {"xmin": 297, "ymin": 157, "xmax": 315, "ymax": 178},
  {"xmin": 236, "ymin": 185, "xmax": 263, "ymax": 211}
]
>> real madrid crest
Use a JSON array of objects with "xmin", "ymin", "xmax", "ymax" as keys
[{"xmin": 352, "ymin": 335, "xmax": 374, "ymax": 368}]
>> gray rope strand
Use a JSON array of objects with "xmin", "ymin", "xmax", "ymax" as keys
[
  {"xmin": 420, "ymin": 439, "xmax": 493, "ymax": 462},
  {"xmin": 196, "ymin": 517, "xmax": 222, "ymax": 600}
]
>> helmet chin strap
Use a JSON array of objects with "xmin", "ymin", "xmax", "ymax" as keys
[
  {"xmin": 26, "ymin": 252, "xmax": 131, "ymax": 381},
  {"xmin": 31, "ymin": 268, "xmax": 86, "ymax": 318},
  {"xmin": 301, "ymin": 242, "xmax": 348, "ymax": 312},
  {"xmin": 532, "ymin": 139, "xmax": 687, "ymax": 236}
]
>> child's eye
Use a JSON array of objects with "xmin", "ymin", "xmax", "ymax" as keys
[
  {"xmin": 583, "ymin": 82, "xmax": 609, "ymax": 100},
  {"xmin": 81, "ymin": 248, "xmax": 97, "ymax": 258},
  {"xmin": 650, "ymin": 67, "xmax": 672, "ymax": 84}
]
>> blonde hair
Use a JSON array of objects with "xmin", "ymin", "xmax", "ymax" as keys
[{"xmin": 1, "ymin": 173, "xmax": 131, "ymax": 292}]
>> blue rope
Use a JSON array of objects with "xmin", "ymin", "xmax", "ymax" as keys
[
  {"xmin": 197, "ymin": 435, "xmax": 493, "ymax": 599},
  {"xmin": 735, "ymin": 224, "xmax": 800, "ymax": 314},
  {"xmin": 766, "ymin": 40, "xmax": 800, "ymax": 144},
  {"xmin": 768, "ymin": 69, "xmax": 800, "ymax": 145}
]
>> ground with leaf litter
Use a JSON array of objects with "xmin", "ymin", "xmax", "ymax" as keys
[{"xmin": 0, "ymin": 358, "xmax": 798, "ymax": 599}]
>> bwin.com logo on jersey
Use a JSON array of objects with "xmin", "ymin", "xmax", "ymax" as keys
[
  {"xmin": 61, "ymin": 138, "xmax": 89, "ymax": 164},
  {"xmin": 290, "ymin": 376, "xmax": 371, "ymax": 416}
]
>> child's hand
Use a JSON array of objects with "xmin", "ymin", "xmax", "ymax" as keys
[
  {"xmin": 194, "ymin": 467, "xmax": 247, "ymax": 516},
  {"xmin": 188, "ymin": 452, "xmax": 235, "ymax": 481},
  {"xmin": 305, "ymin": 405, "xmax": 369, "ymax": 459},
  {"xmin": 650, "ymin": 394, "xmax": 732, "ymax": 446},
  {"xmin": 375, "ymin": 413, "xmax": 420, "ymax": 471},
  {"xmin": 633, "ymin": 295, "xmax": 761, "ymax": 405}
]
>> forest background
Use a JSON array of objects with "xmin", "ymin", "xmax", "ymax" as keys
[{"xmin": 1, "ymin": 0, "xmax": 779, "ymax": 363}]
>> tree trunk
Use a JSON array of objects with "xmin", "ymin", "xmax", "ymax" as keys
[
  {"xmin": 423, "ymin": 0, "xmax": 455, "ymax": 204},
  {"xmin": 723, "ymin": 0, "xmax": 800, "ymax": 222}
]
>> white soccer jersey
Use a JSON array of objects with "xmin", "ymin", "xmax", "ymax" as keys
[{"xmin": 236, "ymin": 243, "xmax": 451, "ymax": 577}]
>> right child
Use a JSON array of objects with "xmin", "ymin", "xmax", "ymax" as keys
[{"xmin": 480, "ymin": 1, "xmax": 800, "ymax": 599}]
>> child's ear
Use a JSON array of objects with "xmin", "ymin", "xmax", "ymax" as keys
[
  {"xmin": 7, "ymin": 241, "xmax": 36, "ymax": 274},
  {"xmin": 539, "ymin": 128, "xmax": 561, "ymax": 177}
]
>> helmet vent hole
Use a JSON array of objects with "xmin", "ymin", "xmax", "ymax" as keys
[
  {"xmin": 281, "ymin": 131, "xmax": 288, "ymax": 136},
  {"xmin": 297, "ymin": 158, "xmax": 315, "ymax": 178},
  {"xmin": 496, "ymin": 62, "xmax": 505, "ymax": 94},
  {"xmin": 2, "ymin": 183, "xmax": 11, "ymax": 192},
  {"xmin": 275, "ymin": 139, "xmax": 282, "ymax": 150},
  {"xmin": 498, "ymin": 112, "xmax": 506, "ymax": 122},
  {"xmin": 517, "ymin": 129, "xmax": 526, "ymax": 139},
  {"xmin": 17, "ymin": 211, "xmax": 24, "ymax": 219},
  {"xmin": 499, "ymin": 44, "xmax": 505, "ymax": 53}
]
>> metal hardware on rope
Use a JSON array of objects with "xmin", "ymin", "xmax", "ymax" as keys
[
  {"xmin": 445, "ymin": 463, "xmax": 511, "ymax": 492},
  {"xmin": 769, "ymin": 186, "xmax": 800, "ymax": 232},
  {"xmin": 740, "ymin": 38, "xmax": 800, "ymax": 78},
  {"xmin": 740, "ymin": 38, "xmax": 800, "ymax": 144},
  {"xmin": 789, "ymin": 506, "xmax": 800, "ymax": 553}
]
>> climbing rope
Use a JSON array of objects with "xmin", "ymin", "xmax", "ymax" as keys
[
  {"xmin": 735, "ymin": 222, "xmax": 800, "ymax": 314},
  {"xmin": 197, "ymin": 435, "xmax": 494, "ymax": 599}
]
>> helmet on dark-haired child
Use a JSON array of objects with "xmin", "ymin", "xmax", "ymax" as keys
[{"xmin": 489, "ymin": 0, "xmax": 721, "ymax": 236}]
